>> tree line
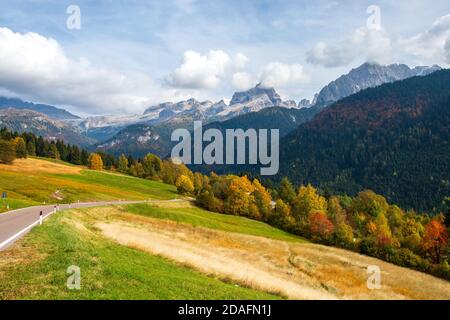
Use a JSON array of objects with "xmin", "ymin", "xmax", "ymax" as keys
[
  {"xmin": 0, "ymin": 128, "xmax": 130, "ymax": 171},
  {"xmin": 192, "ymin": 174, "xmax": 450, "ymax": 281},
  {"xmin": 111, "ymin": 143, "xmax": 450, "ymax": 281}
]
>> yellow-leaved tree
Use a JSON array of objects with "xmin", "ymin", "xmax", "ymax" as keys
[
  {"xmin": 292, "ymin": 184, "xmax": 327, "ymax": 222},
  {"xmin": 12, "ymin": 137, "xmax": 27, "ymax": 158},
  {"xmin": 176, "ymin": 174, "xmax": 195, "ymax": 195},
  {"xmin": 224, "ymin": 175, "xmax": 255, "ymax": 216},
  {"xmin": 252, "ymin": 179, "xmax": 272, "ymax": 221},
  {"xmin": 88, "ymin": 153, "xmax": 103, "ymax": 171}
]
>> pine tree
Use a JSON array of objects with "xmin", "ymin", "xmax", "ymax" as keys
[
  {"xmin": 26, "ymin": 140, "xmax": 36, "ymax": 156},
  {"xmin": 103, "ymin": 154, "xmax": 115, "ymax": 170},
  {"xmin": 278, "ymin": 177, "xmax": 296, "ymax": 205},
  {"xmin": 36, "ymin": 136, "xmax": 45, "ymax": 156},
  {"xmin": 47, "ymin": 143, "xmax": 60, "ymax": 159},
  {"xmin": 69, "ymin": 146, "xmax": 82, "ymax": 165},
  {"xmin": 81, "ymin": 149, "xmax": 89, "ymax": 166},
  {"xmin": 0, "ymin": 140, "xmax": 16, "ymax": 164},
  {"xmin": 127, "ymin": 155, "xmax": 135, "ymax": 166},
  {"xmin": 118, "ymin": 154, "xmax": 129, "ymax": 173},
  {"xmin": 56, "ymin": 140, "xmax": 68, "ymax": 161},
  {"xmin": 444, "ymin": 198, "xmax": 450, "ymax": 227}
]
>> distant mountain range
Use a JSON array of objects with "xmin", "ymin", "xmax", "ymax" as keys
[
  {"xmin": 93, "ymin": 84, "xmax": 311, "ymax": 156},
  {"xmin": 0, "ymin": 108, "xmax": 93, "ymax": 147},
  {"xmin": 277, "ymin": 69, "xmax": 450, "ymax": 211},
  {"xmin": 190, "ymin": 69, "xmax": 450, "ymax": 211},
  {"xmin": 0, "ymin": 97, "xmax": 79, "ymax": 120},
  {"xmin": 0, "ymin": 62, "xmax": 445, "ymax": 165},
  {"xmin": 0, "ymin": 62, "xmax": 447, "ymax": 211},
  {"xmin": 315, "ymin": 63, "xmax": 442, "ymax": 107},
  {"xmin": 81, "ymin": 83, "xmax": 309, "ymax": 143},
  {"xmin": 95, "ymin": 62, "xmax": 442, "ymax": 158}
]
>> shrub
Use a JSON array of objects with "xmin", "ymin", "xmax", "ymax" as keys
[{"xmin": 392, "ymin": 248, "xmax": 424, "ymax": 269}]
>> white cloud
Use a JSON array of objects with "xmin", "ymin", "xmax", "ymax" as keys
[
  {"xmin": 401, "ymin": 14, "xmax": 450, "ymax": 65},
  {"xmin": 0, "ymin": 27, "xmax": 166, "ymax": 114},
  {"xmin": 259, "ymin": 62, "xmax": 310, "ymax": 88},
  {"xmin": 306, "ymin": 27, "xmax": 392, "ymax": 68},
  {"xmin": 446, "ymin": 39, "xmax": 450, "ymax": 63},
  {"xmin": 232, "ymin": 62, "xmax": 310, "ymax": 91},
  {"xmin": 166, "ymin": 50, "xmax": 248, "ymax": 89},
  {"xmin": 231, "ymin": 72, "xmax": 255, "ymax": 91},
  {"xmin": 233, "ymin": 53, "xmax": 249, "ymax": 70},
  {"xmin": 306, "ymin": 41, "xmax": 355, "ymax": 68}
]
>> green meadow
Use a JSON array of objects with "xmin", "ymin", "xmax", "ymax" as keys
[
  {"xmin": 0, "ymin": 158, "xmax": 177, "ymax": 212},
  {"xmin": 0, "ymin": 211, "xmax": 279, "ymax": 300},
  {"xmin": 125, "ymin": 203, "xmax": 305, "ymax": 242}
]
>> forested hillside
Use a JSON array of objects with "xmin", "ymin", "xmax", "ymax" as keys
[{"xmin": 279, "ymin": 70, "xmax": 450, "ymax": 212}]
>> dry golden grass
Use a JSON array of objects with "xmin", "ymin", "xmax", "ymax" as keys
[
  {"xmin": 87, "ymin": 206, "xmax": 450, "ymax": 300},
  {"xmin": 0, "ymin": 158, "xmax": 81, "ymax": 175},
  {"xmin": 145, "ymin": 199, "xmax": 196, "ymax": 209}
]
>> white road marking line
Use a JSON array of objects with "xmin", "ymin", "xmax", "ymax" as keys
[
  {"xmin": 0, "ymin": 210, "xmax": 56, "ymax": 250},
  {"xmin": 0, "ymin": 200, "xmax": 173, "ymax": 251}
]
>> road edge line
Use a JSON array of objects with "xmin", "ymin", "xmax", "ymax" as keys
[{"xmin": 0, "ymin": 210, "xmax": 56, "ymax": 250}]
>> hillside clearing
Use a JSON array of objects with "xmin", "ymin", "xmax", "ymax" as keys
[
  {"xmin": 0, "ymin": 207, "xmax": 279, "ymax": 300},
  {"xmin": 2, "ymin": 202, "xmax": 448, "ymax": 300},
  {"xmin": 94, "ymin": 206, "xmax": 450, "ymax": 300},
  {"xmin": 125, "ymin": 202, "xmax": 304, "ymax": 242},
  {"xmin": 0, "ymin": 158, "xmax": 178, "ymax": 212},
  {"xmin": 0, "ymin": 157, "xmax": 81, "ymax": 174}
]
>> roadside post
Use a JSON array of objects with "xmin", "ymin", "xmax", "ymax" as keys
[
  {"xmin": 39, "ymin": 211, "xmax": 43, "ymax": 225},
  {"xmin": 2, "ymin": 191, "xmax": 6, "ymax": 209}
]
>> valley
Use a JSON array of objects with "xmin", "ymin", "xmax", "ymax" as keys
[
  {"xmin": 1, "ymin": 161, "xmax": 449, "ymax": 299},
  {"xmin": 1, "ymin": 0, "xmax": 449, "ymax": 305}
]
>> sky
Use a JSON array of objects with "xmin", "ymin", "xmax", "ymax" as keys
[{"xmin": 0, "ymin": 0, "xmax": 449, "ymax": 116}]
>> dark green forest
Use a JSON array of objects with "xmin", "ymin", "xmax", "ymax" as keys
[{"xmin": 277, "ymin": 70, "xmax": 450, "ymax": 213}]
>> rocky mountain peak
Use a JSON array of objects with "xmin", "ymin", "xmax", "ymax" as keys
[
  {"xmin": 230, "ymin": 83, "xmax": 282, "ymax": 106},
  {"xmin": 314, "ymin": 62, "xmax": 442, "ymax": 107}
]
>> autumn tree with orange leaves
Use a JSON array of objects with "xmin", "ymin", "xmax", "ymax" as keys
[
  {"xmin": 421, "ymin": 217, "xmax": 448, "ymax": 264},
  {"xmin": 309, "ymin": 211, "xmax": 334, "ymax": 239}
]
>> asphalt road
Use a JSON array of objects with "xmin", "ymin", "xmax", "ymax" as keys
[{"xmin": 0, "ymin": 200, "xmax": 147, "ymax": 251}]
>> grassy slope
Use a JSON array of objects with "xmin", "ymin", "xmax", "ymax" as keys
[
  {"xmin": 125, "ymin": 203, "xmax": 305, "ymax": 242},
  {"xmin": 0, "ymin": 211, "xmax": 279, "ymax": 300},
  {"xmin": 0, "ymin": 158, "xmax": 177, "ymax": 212},
  {"xmin": 0, "ymin": 158, "xmax": 291, "ymax": 299}
]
